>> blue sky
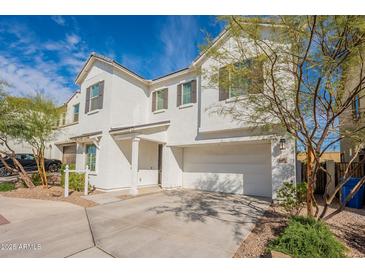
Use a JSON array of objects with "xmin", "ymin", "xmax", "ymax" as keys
[{"xmin": 0, "ymin": 16, "xmax": 224, "ymax": 104}]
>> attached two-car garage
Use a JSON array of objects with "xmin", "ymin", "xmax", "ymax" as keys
[{"xmin": 181, "ymin": 142, "xmax": 272, "ymax": 198}]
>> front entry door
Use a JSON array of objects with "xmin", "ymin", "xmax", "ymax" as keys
[
  {"xmin": 158, "ymin": 144, "xmax": 163, "ymax": 186},
  {"xmin": 62, "ymin": 145, "xmax": 77, "ymax": 165}
]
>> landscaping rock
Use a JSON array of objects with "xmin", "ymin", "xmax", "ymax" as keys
[{"xmin": 51, "ymin": 190, "xmax": 62, "ymax": 197}]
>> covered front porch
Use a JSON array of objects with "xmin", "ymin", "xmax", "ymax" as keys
[{"xmin": 109, "ymin": 120, "xmax": 170, "ymax": 195}]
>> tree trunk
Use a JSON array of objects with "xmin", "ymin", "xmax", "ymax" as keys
[
  {"xmin": 0, "ymin": 147, "xmax": 34, "ymax": 188},
  {"xmin": 11, "ymin": 156, "xmax": 35, "ymax": 188},
  {"xmin": 40, "ymin": 150, "xmax": 48, "ymax": 188},
  {"xmin": 33, "ymin": 147, "xmax": 48, "ymax": 188},
  {"xmin": 0, "ymin": 154, "xmax": 15, "ymax": 174},
  {"xmin": 306, "ymin": 148, "xmax": 315, "ymax": 217}
]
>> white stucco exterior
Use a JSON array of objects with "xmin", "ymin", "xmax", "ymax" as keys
[{"xmin": 10, "ymin": 33, "xmax": 296, "ymax": 199}]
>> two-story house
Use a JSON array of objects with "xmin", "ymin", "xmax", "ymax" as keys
[
  {"xmin": 50, "ymin": 30, "xmax": 296, "ymax": 199},
  {"xmin": 340, "ymin": 54, "xmax": 365, "ymax": 164}
]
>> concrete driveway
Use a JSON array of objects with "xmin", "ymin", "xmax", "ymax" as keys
[
  {"xmin": 0, "ymin": 190, "xmax": 270, "ymax": 258},
  {"xmin": 0, "ymin": 196, "xmax": 96, "ymax": 257},
  {"xmin": 87, "ymin": 190, "xmax": 270, "ymax": 257},
  {"xmin": 0, "ymin": 196, "xmax": 94, "ymax": 257}
]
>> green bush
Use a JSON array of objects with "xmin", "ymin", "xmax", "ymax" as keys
[
  {"xmin": 0, "ymin": 182, "xmax": 16, "ymax": 192},
  {"xmin": 269, "ymin": 216, "xmax": 347, "ymax": 258},
  {"xmin": 31, "ymin": 173, "xmax": 42, "ymax": 186},
  {"xmin": 60, "ymin": 164, "xmax": 91, "ymax": 193},
  {"xmin": 277, "ymin": 182, "xmax": 307, "ymax": 215}
]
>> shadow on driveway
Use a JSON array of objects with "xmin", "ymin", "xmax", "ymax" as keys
[{"xmin": 87, "ymin": 190, "xmax": 271, "ymax": 257}]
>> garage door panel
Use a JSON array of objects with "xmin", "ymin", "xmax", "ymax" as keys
[
  {"xmin": 182, "ymin": 144, "xmax": 272, "ymax": 197},
  {"xmin": 183, "ymin": 172, "xmax": 244, "ymax": 194}
]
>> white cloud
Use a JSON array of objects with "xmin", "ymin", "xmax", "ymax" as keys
[
  {"xmin": 0, "ymin": 21, "xmax": 88, "ymax": 105},
  {"xmin": 156, "ymin": 16, "xmax": 200, "ymax": 77},
  {"xmin": 51, "ymin": 16, "xmax": 66, "ymax": 26},
  {"xmin": 62, "ymin": 56, "xmax": 86, "ymax": 74},
  {"xmin": 118, "ymin": 17, "xmax": 202, "ymax": 79},
  {"xmin": 0, "ymin": 55, "xmax": 72, "ymax": 104},
  {"xmin": 66, "ymin": 33, "xmax": 80, "ymax": 46},
  {"xmin": 43, "ymin": 41, "xmax": 64, "ymax": 51}
]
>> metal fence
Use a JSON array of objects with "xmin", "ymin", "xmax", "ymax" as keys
[
  {"xmin": 300, "ymin": 162, "xmax": 327, "ymax": 194},
  {"xmin": 335, "ymin": 162, "xmax": 365, "ymax": 185},
  {"xmin": 300, "ymin": 161, "xmax": 365, "ymax": 195}
]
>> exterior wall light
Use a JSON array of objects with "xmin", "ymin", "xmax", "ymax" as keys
[{"xmin": 279, "ymin": 138, "xmax": 286, "ymax": 150}]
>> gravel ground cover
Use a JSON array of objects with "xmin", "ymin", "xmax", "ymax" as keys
[
  {"xmin": 234, "ymin": 202, "xmax": 365, "ymax": 258},
  {"xmin": 1, "ymin": 185, "xmax": 98, "ymax": 208}
]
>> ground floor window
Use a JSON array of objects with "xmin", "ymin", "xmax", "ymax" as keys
[{"xmin": 85, "ymin": 144, "xmax": 96, "ymax": 171}]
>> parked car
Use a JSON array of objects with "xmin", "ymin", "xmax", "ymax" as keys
[{"xmin": 0, "ymin": 153, "xmax": 62, "ymax": 177}]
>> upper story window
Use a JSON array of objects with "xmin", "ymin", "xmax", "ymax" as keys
[
  {"xmin": 177, "ymin": 80, "xmax": 197, "ymax": 107},
  {"xmin": 85, "ymin": 81, "xmax": 104, "ymax": 113},
  {"xmin": 219, "ymin": 58, "xmax": 263, "ymax": 101},
  {"xmin": 182, "ymin": 82, "xmax": 192, "ymax": 105},
  {"xmin": 152, "ymin": 88, "xmax": 168, "ymax": 112},
  {"xmin": 73, "ymin": 103, "xmax": 80, "ymax": 123},
  {"xmin": 57, "ymin": 110, "xmax": 66, "ymax": 127},
  {"xmin": 352, "ymin": 95, "xmax": 361, "ymax": 120},
  {"xmin": 230, "ymin": 61, "xmax": 252, "ymax": 98}
]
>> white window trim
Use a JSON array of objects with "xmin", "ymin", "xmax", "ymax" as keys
[
  {"xmin": 89, "ymin": 82, "xmax": 101, "ymax": 113},
  {"xmin": 225, "ymin": 95, "xmax": 247, "ymax": 103},
  {"xmin": 61, "ymin": 112, "xmax": 66, "ymax": 126},
  {"xmin": 153, "ymin": 109, "xmax": 166, "ymax": 114},
  {"xmin": 227, "ymin": 60, "xmax": 254, "ymax": 99},
  {"xmin": 154, "ymin": 88, "xmax": 168, "ymax": 112},
  {"xmin": 87, "ymin": 109, "xmax": 100, "ymax": 116},
  {"xmin": 228, "ymin": 72, "xmax": 245, "ymax": 99},
  {"xmin": 179, "ymin": 103, "xmax": 194, "ymax": 109},
  {"xmin": 84, "ymin": 143, "xmax": 98, "ymax": 175},
  {"xmin": 180, "ymin": 81, "xmax": 193, "ymax": 106},
  {"xmin": 73, "ymin": 103, "xmax": 80, "ymax": 122}
]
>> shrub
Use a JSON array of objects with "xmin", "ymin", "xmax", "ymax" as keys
[
  {"xmin": 277, "ymin": 182, "xmax": 307, "ymax": 215},
  {"xmin": 269, "ymin": 216, "xmax": 347, "ymax": 258},
  {"xmin": 31, "ymin": 173, "xmax": 43, "ymax": 186},
  {"xmin": 60, "ymin": 164, "xmax": 91, "ymax": 193},
  {"xmin": 0, "ymin": 182, "xmax": 16, "ymax": 192}
]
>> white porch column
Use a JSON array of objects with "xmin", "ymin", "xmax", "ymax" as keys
[{"xmin": 130, "ymin": 137, "xmax": 140, "ymax": 195}]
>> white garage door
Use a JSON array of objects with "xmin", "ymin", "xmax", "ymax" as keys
[{"xmin": 182, "ymin": 143, "xmax": 272, "ymax": 197}]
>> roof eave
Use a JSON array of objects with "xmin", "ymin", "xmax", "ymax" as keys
[
  {"xmin": 75, "ymin": 54, "xmax": 148, "ymax": 86},
  {"xmin": 191, "ymin": 28, "xmax": 230, "ymax": 68}
]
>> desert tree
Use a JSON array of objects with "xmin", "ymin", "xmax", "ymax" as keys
[
  {"xmin": 17, "ymin": 93, "xmax": 60, "ymax": 188},
  {"xmin": 0, "ymin": 89, "xmax": 35, "ymax": 188},
  {"xmin": 202, "ymin": 16, "xmax": 365, "ymax": 218}
]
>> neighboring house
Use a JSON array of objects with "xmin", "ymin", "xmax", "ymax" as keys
[
  {"xmin": 44, "ymin": 31, "xmax": 296, "ymax": 199},
  {"xmin": 340, "ymin": 56, "xmax": 365, "ymax": 163},
  {"xmin": 297, "ymin": 152, "xmax": 341, "ymax": 163},
  {"xmin": 0, "ymin": 136, "xmax": 53, "ymax": 159}
]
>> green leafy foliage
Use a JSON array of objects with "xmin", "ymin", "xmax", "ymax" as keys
[
  {"xmin": 60, "ymin": 164, "xmax": 91, "ymax": 193},
  {"xmin": 0, "ymin": 182, "xmax": 15, "ymax": 192},
  {"xmin": 203, "ymin": 16, "xmax": 365, "ymax": 218},
  {"xmin": 277, "ymin": 182, "xmax": 307, "ymax": 215},
  {"xmin": 269, "ymin": 216, "xmax": 347, "ymax": 258},
  {"xmin": 0, "ymin": 93, "xmax": 60, "ymax": 187},
  {"xmin": 31, "ymin": 173, "xmax": 43, "ymax": 186}
]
